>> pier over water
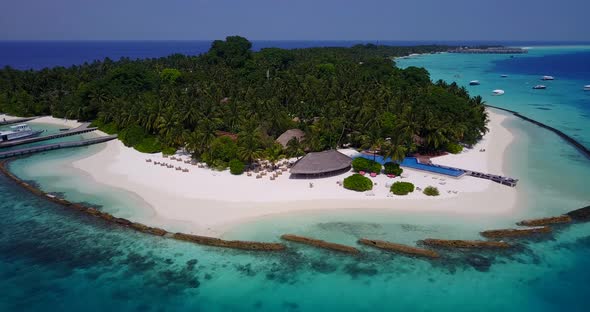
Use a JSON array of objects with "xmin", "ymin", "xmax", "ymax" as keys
[
  {"xmin": 0, "ymin": 135, "xmax": 117, "ymax": 159},
  {"xmin": 0, "ymin": 122, "xmax": 97, "ymax": 148}
]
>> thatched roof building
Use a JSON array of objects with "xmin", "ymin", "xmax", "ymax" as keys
[
  {"xmin": 276, "ymin": 129, "xmax": 305, "ymax": 148},
  {"xmin": 290, "ymin": 150, "xmax": 352, "ymax": 178}
]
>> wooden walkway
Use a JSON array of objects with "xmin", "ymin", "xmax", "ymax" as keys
[
  {"xmin": 464, "ymin": 170, "xmax": 518, "ymax": 187},
  {"xmin": 0, "ymin": 122, "xmax": 97, "ymax": 148},
  {"xmin": 418, "ymin": 159, "xmax": 519, "ymax": 187},
  {"xmin": 0, "ymin": 135, "xmax": 117, "ymax": 159},
  {"xmin": 0, "ymin": 117, "xmax": 38, "ymax": 126}
]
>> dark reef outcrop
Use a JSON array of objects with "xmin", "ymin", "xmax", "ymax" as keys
[
  {"xmin": 516, "ymin": 215, "xmax": 572, "ymax": 226},
  {"xmin": 480, "ymin": 226, "xmax": 552, "ymax": 239},
  {"xmin": 281, "ymin": 234, "xmax": 359, "ymax": 254},
  {"xmin": 566, "ymin": 206, "xmax": 590, "ymax": 221},
  {"xmin": 358, "ymin": 238, "xmax": 439, "ymax": 258},
  {"xmin": 420, "ymin": 239, "xmax": 511, "ymax": 249},
  {"xmin": 172, "ymin": 233, "xmax": 285, "ymax": 251}
]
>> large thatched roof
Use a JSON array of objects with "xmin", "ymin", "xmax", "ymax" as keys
[
  {"xmin": 290, "ymin": 150, "xmax": 352, "ymax": 175},
  {"xmin": 276, "ymin": 129, "xmax": 305, "ymax": 148}
]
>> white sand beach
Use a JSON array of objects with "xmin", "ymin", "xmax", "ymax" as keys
[
  {"xmin": 29, "ymin": 116, "xmax": 82, "ymax": 128},
  {"xmin": 52, "ymin": 108, "xmax": 520, "ymax": 236}
]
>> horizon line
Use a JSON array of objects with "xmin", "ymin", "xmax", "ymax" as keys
[{"xmin": 1, "ymin": 39, "xmax": 590, "ymax": 43}]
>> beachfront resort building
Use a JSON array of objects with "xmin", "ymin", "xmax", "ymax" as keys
[{"xmin": 290, "ymin": 150, "xmax": 352, "ymax": 178}]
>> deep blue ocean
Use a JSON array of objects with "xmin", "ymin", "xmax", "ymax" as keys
[
  {"xmin": 1, "ymin": 42, "xmax": 590, "ymax": 311},
  {"xmin": 1, "ymin": 40, "xmax": 589, "ymax": 70}
]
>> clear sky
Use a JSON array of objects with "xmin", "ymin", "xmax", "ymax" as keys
[{"xmin": 1, "ymin": 0, "xmax": 588, "ymax": 41}]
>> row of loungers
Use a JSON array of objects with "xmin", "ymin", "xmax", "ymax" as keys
[{"xmin": 145, "ymin": 159, "xmax": 189, "ymax": 172}]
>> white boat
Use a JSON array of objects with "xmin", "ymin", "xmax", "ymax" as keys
[
  {"xmin": 541, "ymin": 75, "xmax": 555, "ymax": 80},
  {"xmin": 0, "ymin": 124, "xmax": 44, "ymax": 142},
  {"xmin": 469, "ymin": 80, "xmax": 480, "ymax": 86},
  {"xmin": 533, "ymin": 85, "xmax": 547, "ymax": 90},
  {"xmin": 492, "ymin": 89, "xmax": 505, "ymax": 96},
  {"xmin": 584, "ymin": 85, "xmax": 590, "ymax": 91},
  {"xmin": 501, "ymin": 74, "xmax": 508, "ymax": 78}
]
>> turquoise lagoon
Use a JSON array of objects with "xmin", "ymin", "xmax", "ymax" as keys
[{"xmin": 1, "ymin": 47, "xmax": 590, "ymax": 311}]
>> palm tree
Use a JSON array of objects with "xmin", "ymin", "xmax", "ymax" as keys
[
  {"xmin": 263, "ymin": 143, "xmax": 286, "ymax": 169},
  {"xmin": 380, "ymin": 137, "xmax": 408, "ymax": 163},
  {"xmin": 360, "ymin": 125, "xmax": 384, "ymax": 161},
  {"xmin": 237, "ymin": 118, "xmax": 263, "ymax": 165},
  {"xmin": 186, "ymin": 118, "xmax": 220, "ymax": 157},
  {"xmin": 285, "ymin": 137, "xmax": 305, "ymax": 159}
]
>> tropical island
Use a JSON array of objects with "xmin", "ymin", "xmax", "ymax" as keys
[{"xmin": 0, "ymin": 37, "xmax": 514, "ymax": 236}]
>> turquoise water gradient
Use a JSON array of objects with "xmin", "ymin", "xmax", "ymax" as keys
[
  {"xmin": 396, "ymin": 46, "xmax": 590, "ymax": 146},
  {"xmin": 1, "ymin": 47, "xmax": 590, "ymax": 311}
]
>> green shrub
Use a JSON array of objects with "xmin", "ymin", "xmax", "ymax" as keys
[
  {"xmin": 343, "ymin": 174, "xmax": 373, "ymax": 192},
  {"xmin": 229, "ymin": 159, "xmax": 245, "ymax": 175},
  {"xmin": 209, "ymin": 136, "xmax": 238, "ymax": 163},
  {"xmin": 383, "ymin": 162, "xmax": 403, "ymax": 176},
  {"xmin": 94, "ymin": 121, "xmax": 119, "ymax": 135},
  {"xmin": 211, "ymin": 159, "xmax": 228, "ymax": 171},
  {"xmin": 161, "ymin": 146, "xmax": 177, "ymax": 156},
  {"xmin": 134, "ymin": 136, "xmax": 162, "ymax": 153},
  {"xmin": 390, "ymin": 181, "xmax": 415, "ymax": 195},
  {"xmin": 445, "ymin": 142, "xmax": 463, "ymax": 154},
  {"xmin": 119, "ymin": 124, "xmax": 147, "ymax": 147},
  {"xmin": 352, "ymin": 157, "xmax": 382, "ymax": 174},
  {"xmin": 423, "ymin": 186, "xmax": 440, "ymax": 196}
]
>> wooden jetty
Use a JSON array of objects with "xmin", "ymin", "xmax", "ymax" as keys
[
  {"xmin": 0, "ymin": 122, "xmax": 97, "ymax": 148},
  {"xmin": 0, "ymin": 117, "xmax": 38, "ymax": 126},
  {"xmin": 0, "ymin": 135, "xmax": 117, "ymax": 159}
]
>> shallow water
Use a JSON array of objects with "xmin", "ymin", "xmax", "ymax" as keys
[{"xmin": 1, "ymin": 47, "xmax": 590, "ymax": 311}]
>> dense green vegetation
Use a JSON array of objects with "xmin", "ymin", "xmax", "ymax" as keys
[
  {"xmin": 390, "ymin": 181, "xmax": 415, "ymax": 195},
  {"xmin": 383, "ymin": 162, "xmax": 403, "ymax": 176},
  {"xmin": 343, "ymin": 174, "xmax": 373, "ymax": 192},
  {"xmin": 0, "ymin": 36, "xmax": 488, "ymax": 168},
  {"xmin": 423, "ymin": 186, "xmax": 440, "ymax": 196},
  {"xmin": 445, "ymin": 142, "xmax": 463, "ymax": 154},
  {"xmin": 352, "ymin": 157, "xmax": 382, "ymax": 174},
  {"xmin": 229, "ymin": 159, "xmax": 245, "ymax": 175}
]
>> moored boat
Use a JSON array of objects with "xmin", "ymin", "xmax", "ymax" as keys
[
  {"xmin": 492, "ymin": 89, "xmax": 505, "ymax": 96},
  {"xmin": 533, "ymin": 85, "xmax": 547, "ymax": 90},
  {"xmin": 469, "ymin": 80, "xmax": 480, "ymax": 86},
  {"xmin": 541, "ymin": 75, "xmax": 555, "ymax": 80},
  {"xmin": 0, "ymin": 124, "xmax": 44, "ymax": 142}
]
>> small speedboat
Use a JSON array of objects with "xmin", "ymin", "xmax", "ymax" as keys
[
  {"xmin": 0, "ymin": 124, "xmax": 44, "ymax": 142},
  {"xmin": 501, "ymin": 74, "xmax": 508, "ymax": 78},
  {"xmin": 542, "ymin": 75, "xmax": 555, "ymax": 81},
  {"xmin": 533, "ymin": 85, "xmax": 547, "ymax": 90},
  {"xmin": 492, "ymin": 89, "xmax": 505, "ymax": 96},
  {"xmin": 469, "ymin": 80, "xmax": 480, "ymax": 86},
  {"xmin": 584, "ymin": 85, "xmax": 590, "ymax": 91}
]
